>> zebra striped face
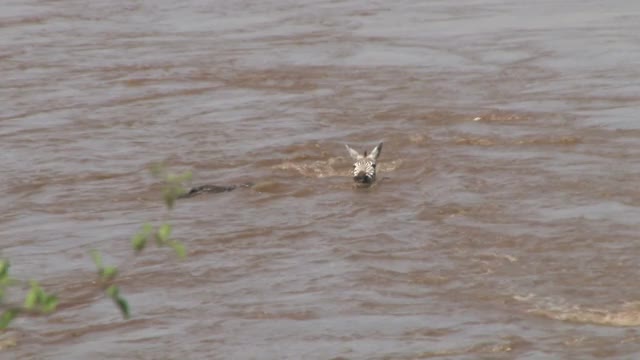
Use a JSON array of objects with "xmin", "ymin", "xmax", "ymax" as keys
[
  {"xmin": 352, "ymin": 158, "xmax": 376, "ymax": 184},
  {"xmin": 345, "ymin": 142, "xmax": 383, "ymax": 185}
]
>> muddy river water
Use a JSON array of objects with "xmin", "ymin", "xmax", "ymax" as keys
[{"xmin": 2, "ymin": 0, "xmax": 640, "ymax": 359}]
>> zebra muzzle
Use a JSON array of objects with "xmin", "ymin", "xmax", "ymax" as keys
[{"xmin": 354, "ymin": 171, "xmax": 371, "ymax": 183}]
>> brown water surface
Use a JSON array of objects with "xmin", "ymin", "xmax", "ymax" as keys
[{"xmin": 3, "ymin": 0, "xmax": 640, "ymax": 359}]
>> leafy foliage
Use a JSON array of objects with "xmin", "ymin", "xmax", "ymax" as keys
[
  {"xmin": 23, "ymin": 281, "xmax": 58, "ymax": 313},
  {"xmin": 90, "ymin": 249, "xmax": 128, "ymax": 319},
  {"xmin": 151, "ymin": 163, "xmax": 192, "ymax": 210},
  {"xmin": 0, "ymin": 260, "xmax": 20, "ymax": 329},
  {"xmin": 106, "ymin": 285, "xmax": 129, "ymax": 320},
  {"xmin": 0, "ymin": 263, "xmax": 58, "ymax": 329},
  {"xmin": 0, "ymin": 165, "xmax": 190, "ymax": 328}
]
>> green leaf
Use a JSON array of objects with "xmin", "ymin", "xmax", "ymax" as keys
[
  {"xmin": 169, "ymin": 241, "xmax": 186, "ymax": 259},
  {"xmin": 90, "ymin": 250, "xmax": 103, "ymax": 269},
  {"xmin": 0, "ymin": 309, "xmax": 19, "ymax": 329},
  {"xmin": 151, "ymin": 166, "xmax": 192, "ymax": 208},
  {"xmin": 24, "ymin": 282, "xmax": 40, "ymax": 310},
  {"xmin": 132, "ymin": 233, "xmax": 147, "ymax": 252},
  {"xmin": 22, "ymin": 281, "xmax": 58, "ymax": 313},
  {"xmin": 131, "ymin": 223, "xmax": 153, "ymax": 252},
  {"xmin": 176, "ymin": 186, "xmax": 188, "ymax": 198},
  {"xmin": 163, "ymin": 189, "xmax": 176, "ymax": 209},
  {"xmin": 157, "ymin": 223, "xmax": 172, "ymax": 244},
  {"xmin": 175, "ymin": 171, "xmax": 192, "ymax": 183},
  {"xmin": 41, "ymin": 295, "xmax": 58, "ymax": 313},
  {"xmin": 100, "ymin": 266, "xmax": 118, "ymax": 281},
  {"xmin": 106, "ymin": 285, "xmax": 130, "ymax": 319},
  {"xmin": 106, "ymin": 284, "xmax": 119, "ymax": 298},
  {"xmin": 0, "ymin": 277, "xmax": 17, "ymax": 287},
  {"xmin": 0, "ymin": 259, "xmax": 9, "ymax": 278},
  {"xmin": 0, "ymin": 260, "xmax": 11, "ymax": 297},
  {"xmin": 115, "ymin": 297, "xmax": 130, "ymax": 319}
]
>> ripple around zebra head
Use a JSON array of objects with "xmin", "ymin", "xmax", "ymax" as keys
[{"xmin": 273, "ymin": 157, "xmax": 403, "ymax": 178}]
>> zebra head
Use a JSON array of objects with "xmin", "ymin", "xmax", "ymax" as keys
[{"xmin": 345, "ymin": 142, "xmax": 383, "ymax": 185}]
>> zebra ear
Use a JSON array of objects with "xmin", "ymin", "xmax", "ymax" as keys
[
  {"xmin": 345, "ymin": 144, "xmax": 361, "ymax": 160},
  {"xmin": 368, "ymin": 142, "xmax": 383, "ymax": 160}
]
